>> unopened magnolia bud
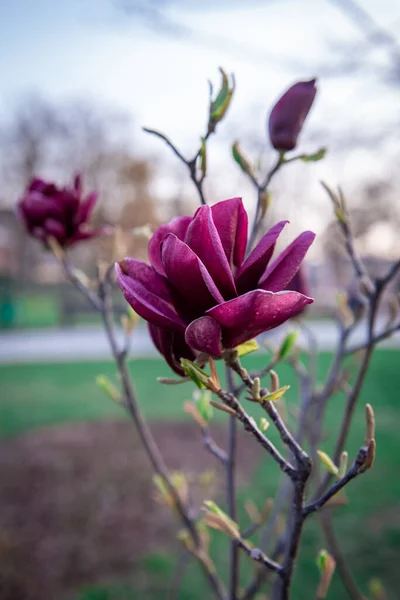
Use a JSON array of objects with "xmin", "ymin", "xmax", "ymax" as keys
[
  {"xmin": 364, "ymin": 438, "xmax": 376, "ymax": 470},
  {"xmin": 245, "ymin": 499, "xmax": 261, "ymax": 524},
  {"xmin": 316, "ymin": 550, "xmax": 336, "ymax": 599},
  {"xmin": 317, "ymin": 450, "xmax": 339, "ymax": 477},
  {"xmin": 338, "ymin": 451, "xmax": 348, "ymax": 478},
  {"xmin": 268, "ymin": 79, "xmax": 317, "ymax": 151},
  {"xmin": 269, "ymin": 370, "xmax": 279, "ymax": 393},
  {"xmin": 96, "ymin": 375, "xmax": 121, "ymax": 404},
  {"xmin": 209, "ymin": 400, "xmax": 237, "ymax": 417},
  {"xmin": 252, "ymin": 377, "xmax": 261, "ymax": 400},
  {"xmin": 365, "ymin": 403, "xmax": 375, "ymax": 442},
  {"xmin": 209, "ymin": 68, "xmax": 235, "ymax": 125}
]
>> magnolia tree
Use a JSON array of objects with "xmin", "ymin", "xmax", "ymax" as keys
[{"xmin": 17, "ymin": 71, "xmax": 398, "ymax": 600}]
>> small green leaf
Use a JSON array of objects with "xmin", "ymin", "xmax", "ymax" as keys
[
  {"xmin": 236, "ymin": 339, "xmax": 259, "ymax": 357},
  {"xmin": 317, "ymin": 549, "xmax": 329, "ymax": 572},
  {"xmin": 261, "ymin": 385, "xmax": 290, "ymax": 403},
  {"xmin": 317, "ymin": 450, "xmax": 339, "ymax": 477},
  {"xmin": 259, "ymin": 417, "xmax": 270, "ymax": 432},
  {"xmin": 180, "ymin": 358, "xmax": 208, "ymax": 389},
  {"xmin": 300, "ymin": 147, "xmax": 327, "ymax": 162},
  {"xmin": 96, "ymin": 375, "xmax": 121, "ymax": 404},
  {"xmin": 197, "ymin": 390, "xmax": 213, "ymax": 422},
  {"xmin": 277, "ymin": 331, "xmax": 298, "ymax": 361}
]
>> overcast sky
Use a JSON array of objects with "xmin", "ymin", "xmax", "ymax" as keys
[{"xmin": 1, "ymin": 0, "xmax": 399, "ymax": 243}]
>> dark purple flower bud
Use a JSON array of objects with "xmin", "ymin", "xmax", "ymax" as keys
[
  {"xmin": 17, "ymin": 174, "xmax": 107, "ymax": 248},
  {"xmin": 268, "ymin": 79, "xmax": 317, "ymax": 151},
  {"xmin": 116, "ymin": 197, "xmax": 315, "ymax": 375}
]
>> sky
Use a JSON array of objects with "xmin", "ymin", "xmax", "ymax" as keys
[{"xmin": 0, "ymin": 0, "xmax": 399, "ymax": 245}]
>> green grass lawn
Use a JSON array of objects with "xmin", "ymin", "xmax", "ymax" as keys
[{"xmin": 1, "ymin": 351, "xmax": 400, "ymax": 599}]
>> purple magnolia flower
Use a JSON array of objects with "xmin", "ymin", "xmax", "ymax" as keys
[
  {"xmin": 18, "ymin": 174, "xmax": 106, "ymax": 247},
  {"xmin": 268, "ymin": 79, "xmax": 317, "ymax": 151},
  {"xmin": 116, "ymin": 198, "xmax": 315, "ymax": 375}
]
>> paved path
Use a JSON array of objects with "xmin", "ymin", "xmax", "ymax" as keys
[{"xmin": 1, "ymin": 318, "xmax": 399, "ymax": 363}]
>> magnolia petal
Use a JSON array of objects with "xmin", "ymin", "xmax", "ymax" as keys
[
  {"xmin": 75, "ymin": 191, "xmax": 98, "ymax": 226},
  {"xmin": 28, "ymin": 179, "xmax": 57, "ymax": 194},
  {"xmin": 21, "ymin": 192, "xmax": 62, "ymax": 221},
  {"xmin": 259, "ymin": 231, "xmax": 315, "ymax": 292},
  {"xmin": 211, "ymin": 197, "xmax": 248, "ymax": 268},
  {"xmin": 235, "ymin": 220, "xmax": 288, "ymax": 294},
  {"xmin": 149, "ymin": 324, "xmax": 195, "ymax": 375},
  {"xmin": 185, "ymin": 205, "xmax": 237, "ymax": 299},
  {"xmin": 185, "ymin": 316, "xmax": 223, "ymax": 357},
  {"xmin": 148, "ymin": 216, "xmax": 192, "ymax": 276},
  {"xmin": 206, "ymin": 289, "xmax": 313, "ymax": 348},
  {"xmin": 43, "ymin": 218, "xmax": 66, "ymax": 244},
  {"xmin": 161, "ymin": 233, "xmax": 224, "ymax": 321},
  {"xmin": 115, "ymin": 259, "xmax": 185, "ymax": 330}
]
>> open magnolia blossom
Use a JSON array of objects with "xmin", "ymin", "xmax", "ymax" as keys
[
  {"xmin": 116, "ymin": 197, "xmax": 315, "ymax": 375},
  {"xmin": 17, "ymin": 174, "xmax": 107, "ymax": 248}
]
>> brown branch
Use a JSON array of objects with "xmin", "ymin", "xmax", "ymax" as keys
[
  {"xmin": 303, "ymin": 445, "xmax": 368, "ymax": 517},
  {"xmin": 60, "ymin": 258, "xmax": 227, "ymax": 600},
  {"xmin": 215, "ymin": 386, "xmax": 296, "ymax": 478},
  {"xmin": 247, "ymin": 153, "xmax": 285, "ymax": 252},
  {"xmin": 237, "ymin": 539, "xmax": 283, "ymax": 574},
  {"xmin": 201, "ymin": 428, "xmax": 228, "ymax": 464},
  {"xmin": 224, "ymin": 353, "xmax": 312, "ymax": 600},
  {"xmin": 226, "ymin": 366, "xmax": 240, "ymax": 600}
]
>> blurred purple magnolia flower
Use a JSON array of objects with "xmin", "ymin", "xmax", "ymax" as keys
[
  {"xmin": 18, "ymin": 174, "xmax": 106, "ymax": 247},
  {"xmin": 285, "ymin": 266, "xmax": 312, "ymax": 317},
  {"xmin": 268, "ymin": 79, "xmax": 317, "ymax": 151},
  {"xmin": 116, "ymin": 198, "xmax": 315, "ymax": 374},
  {"xmin": 286, "ymin": 265, "xmax": 311, "ymax": 297}
]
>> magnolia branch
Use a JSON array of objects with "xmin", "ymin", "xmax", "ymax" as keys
[
  {"xmin": 214, "ymin": 387, "xmax": 296, "ymax": 478},
  {"xmin": 58, "ymin": 255, "xmax": 227, "ymax": 600},
  {"xmin": 303, "ymin": 445, "xmax": 369, "ymax": 517}
]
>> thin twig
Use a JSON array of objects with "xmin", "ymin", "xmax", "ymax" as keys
[
  {"xmin": 202, "ymin": 428, "xmax": 228, "ymax": 464},
  {"xmin": 225, "ymin": 353, "xmax": 312, "ymax": 600},
  {"xmin": 61, "ymin": 257, "xmax": 102, "ymax": 311},
  {"xmin": 226, "ymin": 353, "xmax": 310, "ymax": 467},
  {"xmin": 344, "ymin": 320, "xmax": 400, "ymax": 355},
  {"xmin": 247, "ymin": 154, "xmax": 284, "ymax": 252},
  {"xmin": 216, "ymin": 386, "xmax": 296, "ymax": 478},
  {"xmin": 303, "ymin": 446, "xmax": 368, "ymax": 517},
  {"xmin": 237, "ymin": 539, "xmax": 283, "ymax": 574},
  {"xmin": 226, "ymin": 366, "xmax": 239, "ymax": 599}
]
